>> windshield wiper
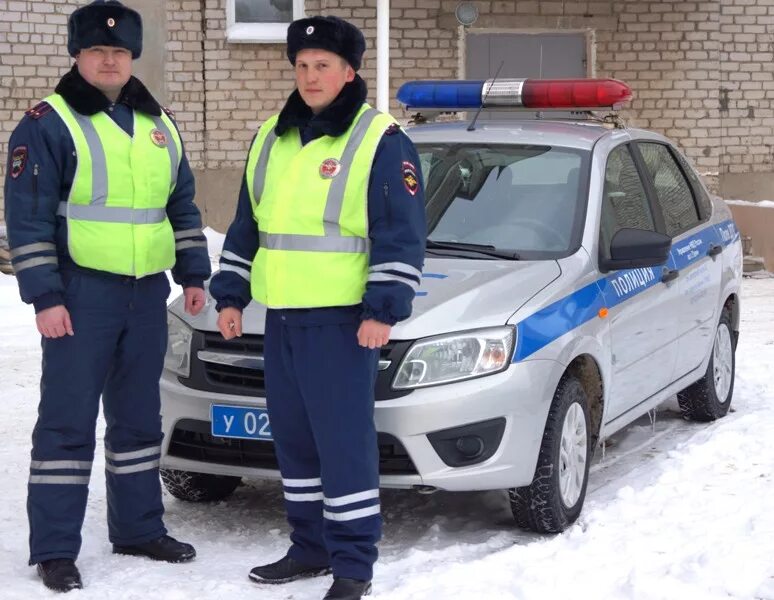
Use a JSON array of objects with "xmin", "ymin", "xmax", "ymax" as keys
[{"xmin": 425, "ymin": 240, "xmax": 520, "ymax": 260}]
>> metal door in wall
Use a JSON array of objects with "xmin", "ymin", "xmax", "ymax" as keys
[{"xmin": 465, "ymin": 32, "xmax": 587, "ymax": 118}]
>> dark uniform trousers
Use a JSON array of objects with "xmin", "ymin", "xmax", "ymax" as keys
[
  {"xmin": 27, "ymin": 268, "xmax": 170, "ymax": 564},
  {"xmin": 264, "ymin": 307, "xmax": 381, "ymax": 582}
]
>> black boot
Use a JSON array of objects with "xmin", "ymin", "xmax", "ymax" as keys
[
  {"xmin": 323, "ymin": 577, "xmax": 372, "ymax": 599},
  {"xmin": 113, "ymin": 534, "xmax": 196, "ymax": 563},
  {"xmin": 36, "ymin": 559, "xmax": 83, "ymax": 593},
  {"xmin": 248, "ymin": 555, "xmax": 331, "ymax": 584}
]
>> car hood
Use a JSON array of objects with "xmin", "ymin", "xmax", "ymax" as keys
[{"xmin": 170, "ymin": 258, "xmax": 561, "ymax": 340}]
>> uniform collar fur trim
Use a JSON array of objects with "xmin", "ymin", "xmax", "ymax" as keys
[
  {"xmin": 275, "ymin": 74, "xmax": 368, "ymax": 138},
  {"xmin": 54, "ymin": 66, "xmax": 162, "ymax": 117}
]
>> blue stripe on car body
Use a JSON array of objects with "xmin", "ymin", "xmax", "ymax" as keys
[{"xmin": 511, "ymin": 219, "xmax": 738, "ymax": 362}]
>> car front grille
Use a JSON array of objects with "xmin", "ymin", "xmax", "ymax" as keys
[
  {"xmin": 177, "ymin": 330, "xmax": 414, "ymax": 401},
  {"xmin": 167, "ymin": 419, "xmax": 418, "ymax": 475},
  {"xmin": 201, "ymin": 332, "xmax": 266, "ymax": 394}
]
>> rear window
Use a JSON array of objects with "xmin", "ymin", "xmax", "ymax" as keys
[{"xmin": 418, "ymin": 144, "xmax": 590, "ymax": 258}]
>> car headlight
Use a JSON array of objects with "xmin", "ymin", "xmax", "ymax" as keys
[
  {"xmin": 164, "ymin": 311, "xmax": 192, "ymax": 378},
  {"xmin": 393, "ymin": 326, "xmax": 516, "ymax": 389}
]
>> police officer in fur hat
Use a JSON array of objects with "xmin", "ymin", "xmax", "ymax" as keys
[
  {"xmin": 210, "ymin": 14, "xmax": 426, "ymax": 600},
  {"xmin": 3, "ymin": 0, "xmax": 210, "ymax": 592}
]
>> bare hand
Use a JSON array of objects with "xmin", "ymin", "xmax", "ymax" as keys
[
  {"xmin": 36, "ymin": 305, "xmax": 74, "ymax": 339},
  {"xmin": 184, "ymin": 286, "xmax": 206, "ymax": 316},
  {"xmin": 217, "ymin": 307, "xmax": 243, "ymax": 340},
  {"xmin": 357, "ymin": 319, "xmax": 391, "ymax": 349}
]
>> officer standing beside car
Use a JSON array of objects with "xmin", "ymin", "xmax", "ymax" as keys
[
  {"xmin": 209, "ymin": 15, "xmax": 426, "ymax": 600},
  {"xmin": 3, "ymin": 0, "xmax": 211, "ymax": 593}
]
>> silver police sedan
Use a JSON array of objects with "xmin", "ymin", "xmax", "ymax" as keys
[{"xmin": 159, "ymin": 79, "xmax": 742, "ymax": 532}]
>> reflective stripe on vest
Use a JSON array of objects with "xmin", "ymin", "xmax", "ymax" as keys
[
  {"xmin": 45, "ymin": 94, "xmax": 181, "ymax": 276},
  {"xmin": 57, "ymin": 105, "xmax": 180, "ymax": 211},
  {"xmin": 56, "ymin": 203, "xmax": 167, "ymax": 224},
  {"xmin": 258, "ymin": 231, "xmax": 369, "ymax": 253},
  {"xmin": 151, "ymin": 115, "xmax": 180, "ymax": 190},
  {"xmin": 322, "ymin": 108, "xmax": 380, "ymax": 236},
  {"xmin": 70, "ymin": 108, "xmax": 108, "ymax": 206},
  {"xmin": 252, "ymin": 128, "xmax": 278, "ymax": 208},
  {"xmin": 246, "ymin": 104, "xmax": 397, "ymax": 308},
  {"xmin": 250, "ymin": 108, "xmax": 380, "ymax": 248}
]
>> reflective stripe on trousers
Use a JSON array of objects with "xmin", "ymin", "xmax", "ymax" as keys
[{"xmin": 27, "ymin": 271, "xmax": 170, "ymax": 564}]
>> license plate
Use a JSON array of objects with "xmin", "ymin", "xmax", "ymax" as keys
[{"xmin": 210, "ymin": 404, "xmax": 272, "ymax": 441}]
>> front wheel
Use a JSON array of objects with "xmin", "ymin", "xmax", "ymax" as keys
[
  {"xmin": 160, "ymin": 468, "xmax": 241, "ymax": 502},
  {"xmin": 509, "ymin": 374, "xmax": 591, "ymax": 533},
  {"xmin": 677, "ymin": 308, "xmax": 736, "ymax": 422}
]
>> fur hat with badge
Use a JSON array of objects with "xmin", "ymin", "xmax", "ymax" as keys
[
  {"xmin": 286, "ymin": 15, "xmax": 366, "ymax": 72},
  {"xmin": 68, "ymin": 0, "xmax": 143, "ymax": 59}
]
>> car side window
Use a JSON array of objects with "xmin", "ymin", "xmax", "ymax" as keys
[
  {"xmin": 673, "ymin": 150, "xmax": 713, "ymax": 219},
  {"xmin": 600, "ymin": 145, "xmax": 656, "ymax": 260},
  {"xmin": 638, "ymin": 142, "xmax": 700, "ymax": 236}
]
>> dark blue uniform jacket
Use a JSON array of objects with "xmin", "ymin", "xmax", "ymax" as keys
[
  {"xmin": 3, "ymin": 67, "xmax": 211, "ymax": 313},
  {"xmin": 210, "ymin": 75, "xmax": 426, "ymax": 326}
]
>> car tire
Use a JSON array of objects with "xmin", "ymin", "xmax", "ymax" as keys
[
  {"xmin": 509, "ymin": 374, "xmax": 591, "ymax": 533},
  {"xmin": 160, "ymin": 468, "xmax": 242, "ymax": 502},
  {"xmin": 677, "ymin": 307, "xmax": 736, "ymax": 422}
]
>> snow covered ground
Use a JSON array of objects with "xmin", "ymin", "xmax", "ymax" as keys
[{"xmin": 1, "ymin": 273, "xmax": 773, "ymax": 600}]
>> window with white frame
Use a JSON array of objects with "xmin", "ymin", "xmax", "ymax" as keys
[{"xmin": 227, "ymin": 0, "xmax": 305, "ymax": 43}]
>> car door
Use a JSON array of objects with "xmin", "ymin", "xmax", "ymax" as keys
[
  {"xmin": 634, "ymin": 142, "xmax": 723, "ymax": 379},
  {"xmin": 598, "ymin": 144, "xmax": 681, "ymax": 421}
]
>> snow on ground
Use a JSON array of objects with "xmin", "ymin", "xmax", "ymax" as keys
[{"xmin": 1, "ymin": 274, "xmax": 773, "ymax": 599}]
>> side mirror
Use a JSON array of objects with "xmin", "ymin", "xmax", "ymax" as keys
[{"xmin": 600, "ymin": 228, "xmax": 671, "ymax": 272}]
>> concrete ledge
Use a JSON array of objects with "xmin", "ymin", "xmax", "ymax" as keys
[
  {"xmin": 720, "ymin": 172, "xmax": 774, "ymax": 202},
  {"xmin": 727, "ymin": 202, "xmax": 774, "ymax": 272},
  {"xmin": 438, "ymin": 14, "xmax": 618, "ymax": 30}
]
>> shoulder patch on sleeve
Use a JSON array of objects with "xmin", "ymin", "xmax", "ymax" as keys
[
  {"xmin": 162, "ymin": 105, "xmax": 176, "ymax": 118},
  {"xmin": 9, "ymin": 146, "xmax": 28, "ymax": 180},
  {"xmin": 385, "ymin": 123, "xmax": 401, "ymax": 135},
  {"xmin": 25, "ymin": 101, "xmax": 52, "ymax": 120},
  {"xmin": 402, "ymin": 161, "xmax": 419, "ymax": 196}
]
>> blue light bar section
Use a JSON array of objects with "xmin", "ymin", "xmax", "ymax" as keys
[{"xmin": 397, "ymin": 80, "xmax": 485, "ymax": 109}]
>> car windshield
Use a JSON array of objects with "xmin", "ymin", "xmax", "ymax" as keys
[{"xmin": 417, "ymin": 144, "xmax": 590, "ymax": 259}]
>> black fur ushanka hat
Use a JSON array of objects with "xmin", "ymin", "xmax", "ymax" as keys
[
  {"xmin": 286, "ymin": 16, "xmax": 366, "ymax": 71},
  {"xmin": 68, "ymin": 0, "xmax": 143, "ymax": 59}
]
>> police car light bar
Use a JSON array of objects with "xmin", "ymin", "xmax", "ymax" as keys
[{"xmin": 397, "ymin": 79, "xmax": 633, "ymax": 111}]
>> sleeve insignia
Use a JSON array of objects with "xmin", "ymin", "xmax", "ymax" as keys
[
  {"xmin": 402, "ymin": 160, "xmax": 419, "ymax": 196},
  {"xmin": 385, "ymin": 123, "xmax": 401, "ymax": 136},
  {"xmin": 10, "ymin": 146, "xmax": 28, "ymax": 180}
]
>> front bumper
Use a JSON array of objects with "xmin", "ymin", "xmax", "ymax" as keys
[{"xmin": 159, "ymin": 359, "xmax": 559, "ymax": 492}]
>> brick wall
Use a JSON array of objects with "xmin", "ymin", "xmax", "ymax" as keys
[
  {"xmin": 598, "ymin": 0, "xmax": 723, "ymax": 184},
  {"xmin": 2, "ymin": 0, "xmax": 774, "ymax": 224},
  {"xmin": 718, "ymin": 0, "xmax": 774, "ymax": 176},
  {"xmin": 0, "ymin": 1, "xmax": 72, "ymax": 222}
]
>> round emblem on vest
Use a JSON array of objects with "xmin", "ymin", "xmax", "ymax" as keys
[
  {"xmin": 107, "ymin": 17, "xmax": 116, "ymax": 27},
  {"xmin": 150, "ymin": 129, "xmax": 168, "ymax": 148},
  {"xmin": 306, "ymin": 25, "xmax": 315, "ymax": 35},
  {"xmin": 320, "ymin": 158, "xmax": 341, "ymax": 179}
]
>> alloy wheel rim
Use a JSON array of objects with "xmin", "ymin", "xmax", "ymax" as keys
[
  {"xmin": 559, "ymin": 402, "xmax": 587, "ymax": 507},
  {"xmin": 713, "ymin": 324, "xmax": 733, "ymax": 402}
]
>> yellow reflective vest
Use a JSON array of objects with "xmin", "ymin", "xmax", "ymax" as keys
[
  {"xmin": 46, "ymin": 93, "xmax": 181, "ymax": 277},
  {"xmin": 246, "ymin": 103, "xmax": 396, "ymax": 308}
]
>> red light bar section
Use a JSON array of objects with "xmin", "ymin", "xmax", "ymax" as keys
[{"xmin": 520, "ymin": 79, "xmax": 632, "ymax": 109}]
